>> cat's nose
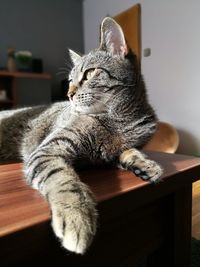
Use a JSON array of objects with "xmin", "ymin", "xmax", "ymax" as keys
[
  {"xmin": 67, "ymin": 84, "xmax": 77, "ymax": 100},
  {"xmin": 68, "ymin": 91, "xmax": 76, "ymax": 100}
]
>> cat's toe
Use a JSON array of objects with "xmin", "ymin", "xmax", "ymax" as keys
[
  {"xmin": 51, "ymin": 209, "xmax": 65, "ymax": 239},
  {"xmin": 142, "ymin": 162, "xmax": 163, "ymax": 183},
  {"xmin": 140, "ymin": 174, "xmax": 149, "ymax": 180},
  {"xmin": 130, "ymin": 160, "xmax": 163, "ymax": 183},
  {"xmin": 131, "ymin": 167, "xmax": 149, "ymax": 180},
  {"xmin": 51, "ymin": 204, "xmax": 97, "ymax": 254},
  {"xmin": 132, "ymin": 167, "xmax": 142, "ymax": 175},
  {"xmin": 63, "ymin": 208, "xmax": 97, "ymax": 254},
  {"xmin": 143, "ymin": 160, "xmax": 163, "ymax": 183},
  {"xmin": 63, "ymin": 229, "xmax": 83, "ymax": 254},
  {"xmin": 148, "ymin": 164, "xmax": 163, "ymax": 183}
]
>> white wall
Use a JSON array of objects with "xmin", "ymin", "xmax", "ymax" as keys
[{"xmin": 83, "ymin": 0, "xmax": 200, "ymax": 155}]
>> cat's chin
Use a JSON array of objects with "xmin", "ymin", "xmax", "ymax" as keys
[{"xmin": 72, "ymin": 104, "xmax": 106, "ymax": 115}]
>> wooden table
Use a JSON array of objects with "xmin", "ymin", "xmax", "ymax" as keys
[{"xmin": 1, "ymin": 152, "xmax": 200, "ymax": 267}]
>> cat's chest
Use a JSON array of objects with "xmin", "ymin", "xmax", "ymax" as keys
[
  {"xmin": 55, "ymin": 113, "xmax": 133, "ymax": 160},
  {"xmin": 69, "ymin": 115, "xmax": 125, "ymax": 158}
]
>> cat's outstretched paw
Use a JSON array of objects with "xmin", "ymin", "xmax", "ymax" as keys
[
  {"xmin": 49, "ymin": 184, "xmax": 97, "ymax": 254},
  {"xmin": 52, "ymin": 204, "xmax": 97, "ymax": 254},
  {"xmin": 119, "ymin": 148, "xmax": 163, "ymax": 183},
  {"xmin": 129, "ymin": 159, "xmax": 163, "ymax": 183}
]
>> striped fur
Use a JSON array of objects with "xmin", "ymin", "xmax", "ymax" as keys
[{"xmin": 0, "ymin": 18, "xmax": 162, "ymax": 254}]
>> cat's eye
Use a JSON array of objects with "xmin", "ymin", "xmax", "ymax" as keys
[
  {"xmin": 86, "ymin": 69, "xmax": 95, "ymax": 80},
  {"xmin": 81, "ymin": 68, "xmax": 96, "ymax": 84}
]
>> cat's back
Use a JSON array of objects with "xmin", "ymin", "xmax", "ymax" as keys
[{"xmin": 0, "ymin": 101, "xmax": 71, "ymax": 160}]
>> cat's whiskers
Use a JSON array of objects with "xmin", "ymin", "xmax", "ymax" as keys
[
  {"xmin": 56, "ymin": 66, "xmax": 72, "ymax": 77},
  {"xmin": 56, "ymin": 71, "xmax": 68, "ymax": 77},
  {"xmin": 59, "ymin": 67, "xmax": 71, "ymax": 72}
]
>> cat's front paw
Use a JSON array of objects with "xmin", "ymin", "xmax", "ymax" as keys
[
  {"xmin": 120, "ymin": 149, "xmax": 163, "ymax": 183},
  {"xmin": 130, "ymin": 159, "xmax": 163, "ymax": 183},
  {"xmin": 49, "ymin": 184, "xmax": 97, "ymax": 254}
]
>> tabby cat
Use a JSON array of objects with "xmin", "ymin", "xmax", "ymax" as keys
[{"xmin": 0, "ymin": 18, "xmax": 163, "ymax": 254}]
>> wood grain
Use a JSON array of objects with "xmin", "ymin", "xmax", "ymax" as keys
[
  {"xmin": 0, "ymin": 163, "xmax": 49, "ymax": 237},
  {"xmin": 1, "ymin": 151, "xmax": 200, "ymax": 266},
  {"xmin": 1, "ymin": 152, "xmax": 200, "ymax": 238}
]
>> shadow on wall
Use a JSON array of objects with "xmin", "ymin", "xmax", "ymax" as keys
[{"xmin": 177, "ymin": 129, "xmax": 200, "ymax": 156}]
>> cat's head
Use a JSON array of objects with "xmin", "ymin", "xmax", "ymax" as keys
[{"xmin": 68, "ymin": 17, "xmax": 138, "ymax": 115}]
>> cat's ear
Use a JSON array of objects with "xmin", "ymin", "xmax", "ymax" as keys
[
  {"xmin": 99, "ymin": 17, "xmax": 128, "ymax": 58},
  {"xmin": 68, "ymin": 49, "xmax": 81, "ymax": 65}
]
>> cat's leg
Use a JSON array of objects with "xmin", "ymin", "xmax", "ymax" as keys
[
  {"xmin": 23, "ymin": 144, "xmax": 97, "ymax": 254},
  {"xmin": 118, "ymin": 148, "xmax": 163, "ymax": 183}
]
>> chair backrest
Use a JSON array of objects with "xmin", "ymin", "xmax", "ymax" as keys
[{"xmin": 144, "ymin": 122, "xmax": 179, "ymax": 153}]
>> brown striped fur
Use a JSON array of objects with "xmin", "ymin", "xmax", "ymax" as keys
[{"xmin": 0, "ymin": 18, "xmax": 162, "ymax": 254}]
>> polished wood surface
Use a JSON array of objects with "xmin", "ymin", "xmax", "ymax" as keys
[
  {"xmin": 1, "ymin": 152, "xmax": 200, "ymax": 238},
  {"xmin": 0, "ymin": 163, "xmax": 49, "ymax": 237},
  {"xmin": 1, "ymin": 151, "xmax": 200, "ymax": 266}
]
